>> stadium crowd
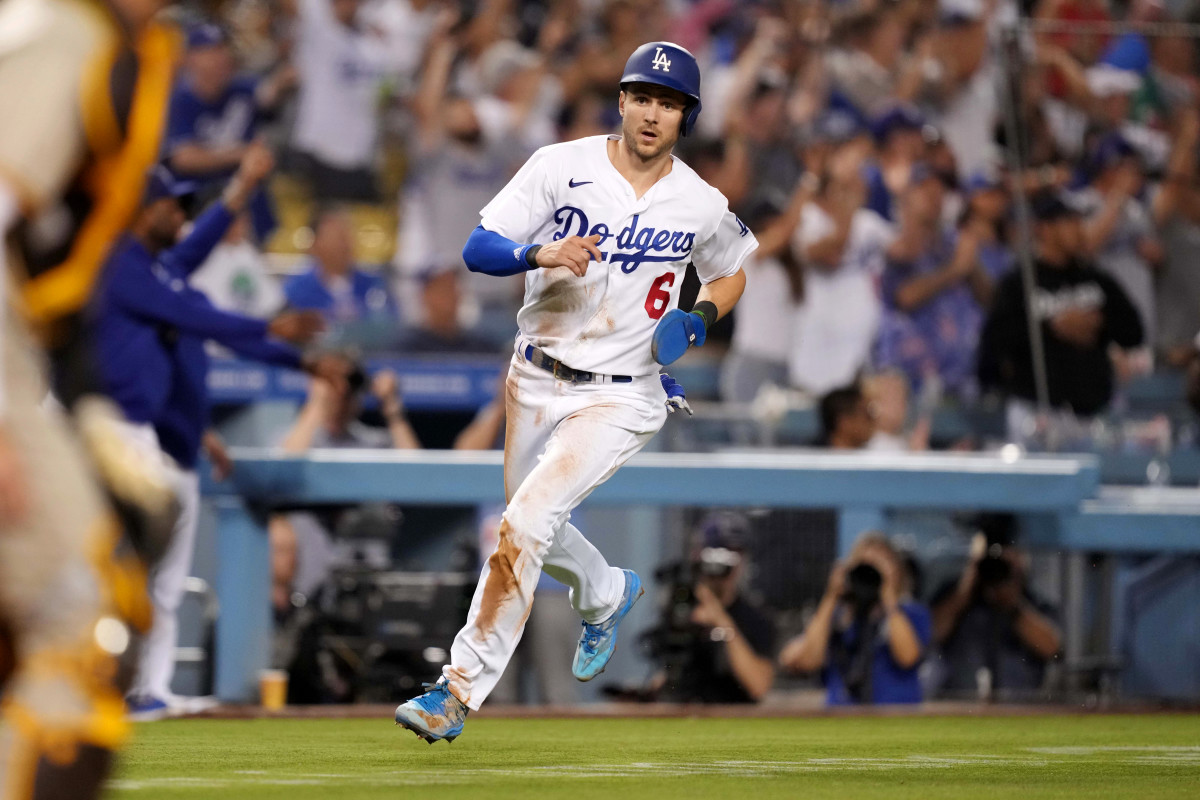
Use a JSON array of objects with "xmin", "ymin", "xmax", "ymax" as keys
[{"xmin": 164, "ymin": 0, "xmax": 1200, "ymax": 453}]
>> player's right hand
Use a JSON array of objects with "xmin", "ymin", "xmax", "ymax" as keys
[{"xmin": 534, "ymin": 234, "xmax": 603, "ymax": 277}]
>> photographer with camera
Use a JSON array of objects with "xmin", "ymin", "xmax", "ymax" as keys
[
  {"xmin": 780, "ymin": 532, "xmax": 931, "ymax": 705},
  {"xmin": 928, "ymin": 516, "xmax": 1062, "ymax": 699},
  {"xmin": 648, "ymin": 513, "xmax": 776, "ymax": 704}
]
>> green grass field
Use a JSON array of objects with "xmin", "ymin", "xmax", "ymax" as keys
[{"xmin": 110, "ymin": 713, "xmax": 1200, "ymax": 799}]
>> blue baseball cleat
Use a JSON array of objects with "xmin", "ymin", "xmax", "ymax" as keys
[
  {"xmin": 572, "ymin": 570, "xmax": 644, "ymax": 682},
  {"xmin": 394, "ymin": 679, "xmax": 469, "ymax": 744}
]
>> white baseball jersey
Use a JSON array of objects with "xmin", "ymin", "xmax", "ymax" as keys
[{"xmin": 479, "ymin": 135, "xmax": 759, "ymax": 377}]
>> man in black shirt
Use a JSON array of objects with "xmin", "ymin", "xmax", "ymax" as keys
[
  {"xmin": 653, "ymin": 513, "xmax": 776, "ymax": 704},
  {"xmin": 978, "ymin": 192, "xmax": 1144, "ymax": 416}
]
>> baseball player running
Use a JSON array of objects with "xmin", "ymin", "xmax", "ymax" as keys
[{"xmin": 395, "ymin": 41, "xmax": 757, "ymax": 743}]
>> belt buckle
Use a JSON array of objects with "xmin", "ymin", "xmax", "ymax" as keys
[{"xmin": 552, "ymin": 359, "xmax": 569, "ymax": 382}]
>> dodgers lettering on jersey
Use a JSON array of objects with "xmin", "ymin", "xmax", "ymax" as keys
[
  {"xmin": 479, "ymin": 135, "xmax": 758, "ymax": 377},
  {"xmin": 549, "ymin": 207, "xmax": 696, "ymax": 273}
]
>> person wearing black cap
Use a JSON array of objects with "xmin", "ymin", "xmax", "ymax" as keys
[
  {"xmin": 977, "ymin": 191, "xmax": 1144, "ymax": 417},
  {"xmin": 648, "ymin": 512, "xmax": 776, "ymax": 704}
]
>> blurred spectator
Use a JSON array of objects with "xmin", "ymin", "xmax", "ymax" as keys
[
  {"xmin": 646, "ymin": 512, "xmax": 776, "ymax": 704},
  {"xmin": 874, "ymin": 165, "xmax": 994, "ymax": 397},
  {"xmin": 825, "ymin": 5, "xmax": 927, "ymax": 119},
  {"xmin": 977, "ymin": 191, "xmax": 1144, "ymax": 419},
  {"xmin": 394, "ymin": 16, "xmax": 529, "ymax": 338},
  {"xmin": 923, "ymin": 0, "xmax": 999, "ymax": 179},
  {"xmin": 1157, "ymin": 180, "xmax": 1200, "ymax": 363},
  {"xmin": 1080, "ymin": 112, "xmax": 1199, "ymax": 357},
  {"xmin": 711, "ymin": 17, "xmax": 800, "ymax": 221},
  {"xmin": 1012, "ymin": 42, "xmax": 1092, "ymax": 166},
  {"xmin": 718, "ymin": 201, "xmax": 803, "ymax": 403},
  {"xmin": 780, "ymin": 532, "xmax": 931, "ymax": 705},
  {"xmin": 960, "ymin": 168, "xmax": 1016, "ymax": 281},
  {"xmin": 283, "ymin": 208, "xmax": 397, "ymax": 324},
  {"xmin": 165, "ymin": 23, "xmax": 292, "ymax": 240},
  {"xmin": 358, "ymin": 0, "xmax": 440, "ymax": 88},
  {"xmin": 789, "ymin": 140, "xmax": 894, "ymax": 396},
  {"xmin": 189, "ymin": 211, "xmax": 285, "ymax": 319},
  {"xmin": 225, "ymin": 0, "xmax": 292, "ymax": 76},
  {"xmin": 1187, "ymin": 336, "xmax": 1200, "ymax": 417},
  {"xmin": 864, "ymin": 104, "xmax": 930, "ymax": 223},
  {"xmin": 864, "ymin": 371, "xmax": 930, "ymax": 452},
  {"xmin": 559, "ymin": 0, "xmax": 666, "ymax": 114},
  {"xmin": 1085, "ymin": 34, "xmax": 1172, "ymax": 169},
  {"xmin": 929, "ymin": 521, "xmax": 1062, "ymax": 699},
  {"xmin": 290, "ymin": 0, "xmax": 387, "ymax": 201},
  {"xmin": 396, "ymin": 267, "xmax": 499, "ymax": 354},
  {"xmin": 819, "ymin": 384, "xmax": 875, "ymax": 450},
  {"xmin": 1073, "ymin": 134, "xmax": 1162, "ymax": 348},
  {"xmin": 270, "ymin": 360, "xmax": 420, "ymax": 617},
  {"xmin": 719, "ymin": 250, "xmax": 795, "ymax": 403}
]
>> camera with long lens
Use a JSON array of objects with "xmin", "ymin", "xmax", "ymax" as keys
[
  {"xmin": 831, "ymin": 562, "xmax": 885, "ymax": 702},
  {"xmin": 638, "ymin": 513, "xmax": 749, "ymax": 699},
  {"xmin": 842, "ymin": 562, "xmax": 882, "ymax": 615}
]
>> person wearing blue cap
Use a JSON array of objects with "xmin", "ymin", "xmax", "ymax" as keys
[
  {"xmin": 863, "ymin": 104, "xmax": 930, "ymax": 222},
  {"xmin": 90, "ymin": 145, "xmax": 329, "ymax": 719},
  {"xmin": 165, "ymin": 23, "xmax": 293, "ymax": 242},
  {"xmin": 1071, "ymin": 133, "xmax": 1162, "ymax": 348},
  {"xmin": 1073, "ymin": 114, "xmax": 1199, "ymax": 353}
]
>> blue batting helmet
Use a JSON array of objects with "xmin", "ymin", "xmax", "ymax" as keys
[{"xmin": 620, "ymin": 41, "xmax": 702, "ymax": 136}]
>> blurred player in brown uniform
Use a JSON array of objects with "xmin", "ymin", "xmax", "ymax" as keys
[{"xmin": 0, "ymin": 0, "xmax": 183, "ymax": 796}]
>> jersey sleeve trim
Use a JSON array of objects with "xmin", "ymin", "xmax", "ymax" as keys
[{"xmin": 698, "ymin": 232, "xmax": 758, "ymax": 284}]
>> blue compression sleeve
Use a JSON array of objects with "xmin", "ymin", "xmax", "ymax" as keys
[
  {"xmin": 161, "ymin": 202, "xmax": 235, "ymax": 277},
  {"xmin": 462, "ymin": 225, "xmax": 539, "ymax": 277},
  {"xmin": 222, "ymin": 334, "xmax": 303, "ymax": 369}
]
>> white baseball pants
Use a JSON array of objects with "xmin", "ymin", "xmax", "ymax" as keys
[
  {"xmin": 117, "ymin": 423, "xmax": 200, "ymax": 702},
  {"xmin": 443, "ymin": 349, "xmax": 667, "ymax": 709}
]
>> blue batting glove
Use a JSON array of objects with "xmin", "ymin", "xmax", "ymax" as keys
[
  {"xmin": 659, "ymin": 372, "xmax": 693, "ymax": 416},
  {"xmin": 651, "ymin": 309, "xmax": 707, "ymax": 366}
]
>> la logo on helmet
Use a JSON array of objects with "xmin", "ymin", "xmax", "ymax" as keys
[{"xmin": 651, "ymin": 47, "xmax": 671, "ymax": 72}]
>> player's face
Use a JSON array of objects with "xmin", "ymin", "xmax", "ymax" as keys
[{"xmin": 619, "ymin": 84, "xmax": 687, "ymax": 162}]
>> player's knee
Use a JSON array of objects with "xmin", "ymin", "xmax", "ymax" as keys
[{"xmin": 497, "ymin": 505, "xmax": 553, "ymax": 559}]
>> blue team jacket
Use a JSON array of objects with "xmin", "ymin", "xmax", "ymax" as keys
[{"xmin": 92, "ymin": 202, "xmax": 299, "ymax": 467}]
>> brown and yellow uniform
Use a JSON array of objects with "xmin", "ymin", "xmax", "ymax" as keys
[{"xmin": 0, "ymin": 1, "xmax": 180, "ymax": 797}]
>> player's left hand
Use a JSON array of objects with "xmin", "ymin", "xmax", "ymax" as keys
[
  {"xmin": 659, "ymin": 372, "xmax": 692, "ymax": 416},
  {"xmin": 651, "ymin": 309, "xmax": 706, "ymax": 366}
]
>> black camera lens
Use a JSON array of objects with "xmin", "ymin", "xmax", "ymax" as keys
[{"xmin": 843, "ymin": 563, "xmax": 882, "ymax": 613}]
